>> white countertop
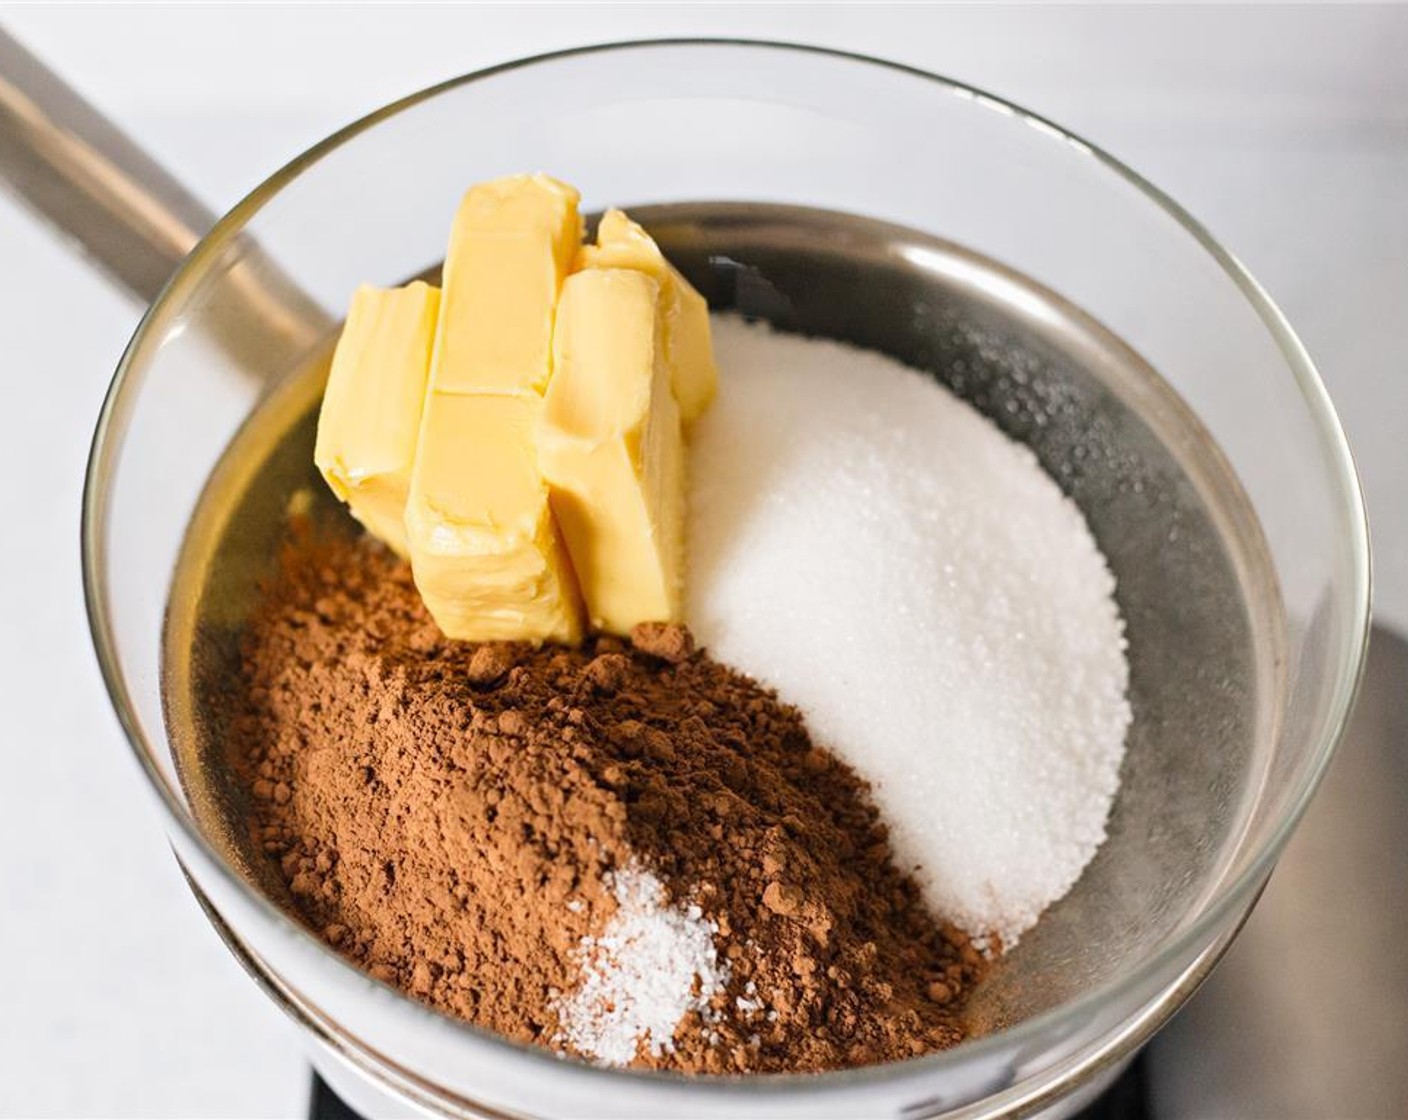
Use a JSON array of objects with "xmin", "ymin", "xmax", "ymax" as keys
[{"xmin": 1, "ymin": 6, "xmax": 1404, "ymax": 1117}]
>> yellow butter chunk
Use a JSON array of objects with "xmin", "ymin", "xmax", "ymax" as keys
[
  {"xmin": 432, "ymin": 173, "xmax": 582, "ymax": 395},
  {"xmin": 314, "ymin": 281, "xmax": 440, "ymax": 556},
  {"xmin": 406, "ymin": 392, "xmax": 583, "ymax": 644},
  {"xmin": 538, "ymin": 269, "xmax": 685, "ymax": 634},
  {"xmin": 405, "ymin": 173, "xmax": 586, "ymax": 644},
  {"xmin": 577, "ymin": 209, "xmax": 717, "ymax": 423}
]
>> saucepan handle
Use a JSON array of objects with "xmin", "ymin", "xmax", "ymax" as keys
[{"xmin": 0, "ymin": 26, "xmax": 329, "ymax": 367}]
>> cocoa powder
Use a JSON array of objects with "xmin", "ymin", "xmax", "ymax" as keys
[{"xmin": 223, "ymin": 523, "xmax": 984, "ymax": 1073}]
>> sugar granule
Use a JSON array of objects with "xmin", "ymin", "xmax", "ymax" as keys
[
  {"xmin": 554, "ymin": 862, "xmax": 730, "ymax": 1067},
  {"xmin": 689, "ymin": 318, "xmax": 1133, "ymax": 948}
]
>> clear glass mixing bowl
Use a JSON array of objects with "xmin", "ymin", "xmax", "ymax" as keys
[{"xmin": 83, "ymin": 41, "xmax": 1369, "ymax": 1119}]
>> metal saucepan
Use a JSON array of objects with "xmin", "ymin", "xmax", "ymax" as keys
[{"xmin": 1, "ymin": 32, "xmax": 1370, "ymax": 1120}]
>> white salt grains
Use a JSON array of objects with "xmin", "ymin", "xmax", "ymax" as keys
[
  {"xmin": 689, "ymin": 319, "xmax": 1132, "ymax": 948},
  {"xmin": 554, "ymin": 863, "xmax": 729, "ymax": 1066}
]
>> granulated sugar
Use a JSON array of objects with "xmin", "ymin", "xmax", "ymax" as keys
[
  {"xmin": 554, "ymin": 862, "xmax": 729, "ymax": 1067},
  {"xmin": 690, "ymin": 318, "xmax": 1132, "ymax": 948}
]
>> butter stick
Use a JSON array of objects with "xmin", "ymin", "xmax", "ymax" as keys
[
  {"xmin": 314, "ymin": 281, "xmax": 439, "ymax": 556},
  {"xmin": 577, "ymin": 209, "xmax": 717, "ymax": 423},
  {"xmin": 406, "ymin": 175, "xmax": 585, "ymax": 643},
  {"xmin": 538, "ymin": 268, "xmax": 685, "ymax": 634}
]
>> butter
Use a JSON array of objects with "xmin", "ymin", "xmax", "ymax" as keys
[
  {"xmin": 577, "ymin": 209, "xmax": 717, "ymax": 423},
  {"xmin": 314, "ymin": 281, "xmax": 439, "ymax": 556},
  {"xmin": 431, "ymin": 173, "xmax": 582, "ymax": 395},
  {"xmin": 538, "ymin": 268, "xmax": 685, "ymax": 634},
  {"xmin": 320, "ymin": 178, "xmax": 717, "ymax": 647},
  {"xmin": 406, "ymin": 175, "xmax": 585, "ymax": 643},
  {"xmin": 407, "ymin": 392, "xmax": 582, "ymax": 643}
]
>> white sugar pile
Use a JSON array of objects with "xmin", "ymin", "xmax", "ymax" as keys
[
  {"xmin": 554, "ymin": 862, "xmax": 730, "ymax": 1067},
  {"xmin": 689, "ymin": 318, "xmax": 1132, "ymax": 949}
]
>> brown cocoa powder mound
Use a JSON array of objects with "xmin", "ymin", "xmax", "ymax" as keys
[{"xmin": 223, "ymin": 524, "xmax": 985, "ymax": 1073}]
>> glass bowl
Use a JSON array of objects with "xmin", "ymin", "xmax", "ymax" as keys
[{"xmin": 83, "ymin": 40, "xmax": 1369, "ymax": 1119}]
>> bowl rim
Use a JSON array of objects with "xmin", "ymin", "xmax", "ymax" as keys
[{"xmin": 81, "ymin": 36, "xmax": 1373, "ymax": 1106}]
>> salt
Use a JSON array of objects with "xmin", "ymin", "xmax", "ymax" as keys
[
  {"xmin": 554, "ymin": 862, "xmax": 729, "ymax": 1066},
  {"xmin": 689, "ymin": 319, "xmax": 1132, "ymax": 948}
]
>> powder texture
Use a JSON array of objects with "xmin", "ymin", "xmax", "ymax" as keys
[
  {"xmin": 227, "ymin": 526, "xmax": 984, "ymax": 1073},
  {"xmin": 690, "ymin": 319, "xmax": 1132, "ymax": 947},
  {"xmin": 555, "ymin": 862, "xmax": 728, "ymax": 1066}
]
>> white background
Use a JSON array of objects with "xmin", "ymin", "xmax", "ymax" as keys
[{"xmin": 1, "ymin": 4, "xmax": 1405, "ymax": 1116}]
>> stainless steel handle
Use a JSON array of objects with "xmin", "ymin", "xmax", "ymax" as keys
[
  {"xmin": 0, "ymin": 26, "xmax": 215, "ymax": 302},
  {"xmin": 0, "ymin": 26, "xmax": 330, "ymax": 369}
]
